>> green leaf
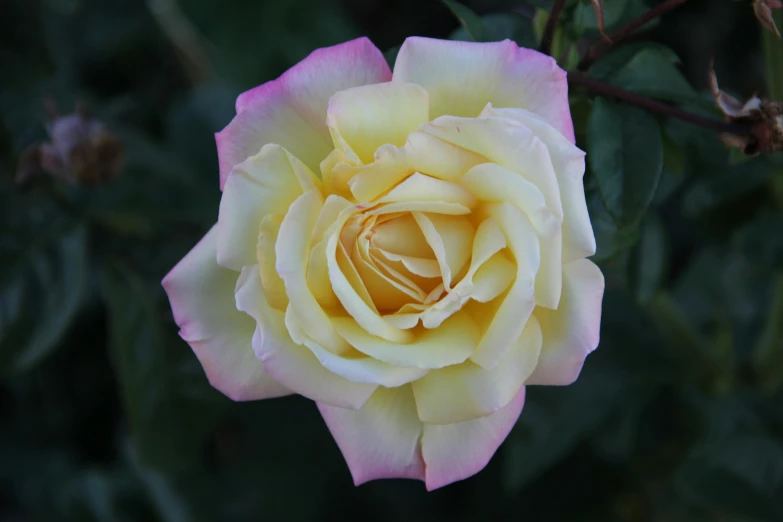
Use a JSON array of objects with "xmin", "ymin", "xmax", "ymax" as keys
[
  {"xmin": 587, "ymin": 97, "xmax": 663, "ymax": 226},
  {"xmin": 164, "ymin": 82, "xmax": 237, "ymax": 179},
  {"xmin": 572, "ymin": 0, "xmax": 627, "ymax": 37},
  {"xmin": 647, "ymin": 292, "xmax": 721, "ymax": 386},
  {"xmin": 681, "ymin": 158, "xmax": 772, "ymax": 217},
  {"xmin": 504, "ymin": 358, "xmax": 628, "ymax": 491},
  {"xmin": 763, "ymin": 9, "xmax": 783, "ymax": 100},
  {"xmin": 753, "ymin": 274, "xmax": 783, "ymax": 391},
  {"xmin": 443, "ymin": 0, "xmax": 485, "ymax": 42},
  {"xmin": 628, "ymin": 213, "xmax": 667, "ymax": 305},
  {"xmin": 450, "ymin": 13, "xmax": 536, "ymax": 47},
  {"xmin": 0, "ymin": 220, "xmax": 89, "ymax": 373},
  {"xmin": 587, "ymin": 189, "xmax": 641, "ymax": 262},
  {"xmin": 591, "ymin": 43, "xmax": 701, "ymax": 104},
  {"xmin": 125, "ymin": 442, "xmax": 193, "ymax": 522},
  {"xmin": 525, "ymin": 0, "xmax": 554, "ymax": 9},
  {"xmin": 102, "ymin": 262, "xmax": 222, "ymax": 472},
  {"xmin": 676, "ymin": 434, "xmax": 783, "ymax": 520},
  {"xmin": 653, "ymin": 133, "xmax": 686, "ymax": 205},
  {"xmin": 569, "ymin": 96, "xmax": 592, "ymax": 148}
]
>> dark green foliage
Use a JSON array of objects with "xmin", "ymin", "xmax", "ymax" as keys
[
  {"xmin": 589, "ymin": 43, "xmax": 702, "ymax": 104},
  {"xmin": 588, "ymin": 97, "xmax": 663, "ymax": 226},
  {"xmin": 2, "ymin": 0, "xmax": 783, "ymax": 521}
]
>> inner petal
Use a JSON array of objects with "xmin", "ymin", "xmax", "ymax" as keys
[
  {"xmin": 377, "ymin": 172, "xmax": 477, "ymax": 209},
  {"xmin": 371, "ymin": 214, "xmax": 434, "ymax": 258},
  {"xmin": 372, "ymin": 248, "xmax": 442, "ymax": 296},
  {"xmin": 369, "ymin": 249, "xmax": 429, "ymax": 299},
  {"xmin": 412, "ymin": 212, "xmax": 474, "ymax": 290},
  {"xmin": 352, "ymin": 231, "xmax": 425, "ymax": 311}
]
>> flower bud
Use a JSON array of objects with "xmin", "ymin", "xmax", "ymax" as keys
[{"xmin": 16, "ymin": 102, "xmax": 124, "ymax": 186}]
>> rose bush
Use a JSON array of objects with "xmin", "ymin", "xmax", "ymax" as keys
[{"xmin": 163, "ymin": 36, "xmax": 604, "ymax": 490}]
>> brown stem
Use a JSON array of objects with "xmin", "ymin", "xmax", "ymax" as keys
[
  {"xmin": 540, "ymin": 0, "xmax": 567, "ymax": 56},
  {"xmin": 577, "ymin": 0, "xmax": 691, "ymax": 70},
  {"xmin": 568, "ymin": 72, "xmax": 752, "ymax": 135}
]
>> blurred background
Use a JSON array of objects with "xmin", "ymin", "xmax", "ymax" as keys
[{"xmin": 2, "ymin": 0, "xmax": 783, "ymax": 520}]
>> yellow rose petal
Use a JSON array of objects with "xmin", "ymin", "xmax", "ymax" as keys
[
  {"xmin": 277, "ymin": 190, "xmax": 351, "ymax": 353},
  {"xmin": 327, "ymin": 82, "xmax": 430, "ymax": 164},
  {"xmin": 482, "ymin": 104, "xmax": 595, "ymax": 262},
  {"xmin": 332, "ymin": 311, "xmax": 479, "ymax": 369},
  {"xmin": 378, "ymin": 172, "xmax": 477, "ymax": 209},
  {"xmin": 218, "ymin": 144, "xmax": 321, "ymax": 270},
  {"xmin": 256, "ymin": 214, "xmax": 288, "ymax": 311},
  {"xmin": 461, "ymin": 162, "xmax": 563, "ymax": 309},
  {"xmin": 469, "ymin": 203, "xmax": 539, "ymax": 370},
  {"xmin": 370, "ymin": 214, "xmax": 434, "ymax": 258},
  {"xmin": 412, "ymin": 212, "xmax": 474, "ymax": 291},
  {"xmin": 326, "ymin": 208, "xmax": 413, "ymax": 343},
  {"xmin": 412, "ymin": 315, "xmax": 541, "ymax": 424}
]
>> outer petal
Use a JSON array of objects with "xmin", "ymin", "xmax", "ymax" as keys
[
  {"xmin": 217, "ymin": 37, "xmax": 392, "ymax": 188},
  {"xmin": 469, "ymin": 203, "xmax": 540, "ymax": 370},
  {"xmin": 421, "ymin": 386, "xmax": 526, "ymax": 491},
  {"xmin": 162, "ymin": 226, "xmax": 289, "ymax": 401},
  {"xmin": 525, "ymin": 259, "xmax": 605, "ymax": 386},
  {"xmin": 412, "ymin": 316, "xmax": 540, "ymax": 424},
  {"xmin": 235, "ymin": 265, "xmax": 377, "ymax": 409},
  {"xmin": 461, "ymin": 162, "xmax": 562, "ymax": 309},
  {"xmin": 393, "ymin": 37, "xmax": 574, "ymax": 143},
  {"xmin": 423, "ymin": 115, "xmax": 563, "ymax": 222},
  {"xmin": 483, "ymin": 105, "xmax": 595, "ymax": 261},
  {"xmin": 320, "ymin": 385, "xmax": 527, "ymax": 490},
  {"xmin": 318, "ymin": 386, "xmax": 425, "ymax": 485},
  {"xmin": 284, "ymin": 308, "xmax": 429, "ymax": 387}
]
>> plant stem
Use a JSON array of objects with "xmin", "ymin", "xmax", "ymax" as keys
[
  {"xmin": 577, "ymin": 0, "xmax": 691, "ymax": 70},
  {"xmin": 568, "ymin": 72, "xmax": 752, "ymax": 135},
  {"xmin": 540, "ymin": 0, "xmax": 567, "ymax": 56}
]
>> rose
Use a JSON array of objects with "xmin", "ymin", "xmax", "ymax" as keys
[{"xmin": 163, "ymin": 36, "xmax": 604, "ymax": 490}]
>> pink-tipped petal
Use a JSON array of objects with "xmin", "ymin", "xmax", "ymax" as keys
[
  {"xmin": 393, "ymin": 37, "xmax": 574, "ymax": 143},
  {"xmin": 162, "ymin": 226, "xmax": 290, "ymax": 401},
  {"xmin": 525, "ymin": 259, "xmax": 605, "ymax": 386},
  {"xmin": 217, "ymin": 37, "xmax": 391, "ymax": 189},
  {"xmin": 318, "ymin": 386, "xmax": 426, "ymax": 485},
  {"xmin": 421, "ymin": 386, "xmax": 526, "ymax": 491}
]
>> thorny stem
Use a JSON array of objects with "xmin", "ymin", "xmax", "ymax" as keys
[
  {"xmin": 568, "ymin": 72, "xmax": 753, "ymax": 135},
  {"xmin": 577, "ymin": 0, "xmax": 692, "ymax": 70},
  {"xmin": 539, "ymin": 0, "xmax": 568, "ymax": 56}
]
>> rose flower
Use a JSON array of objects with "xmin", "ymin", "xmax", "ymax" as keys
[{"xmin": 163, "ymin": 37, "xmax": 604, "ymax": 490}]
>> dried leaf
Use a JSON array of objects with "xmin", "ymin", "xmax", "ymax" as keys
[
  {"xmin": 590, "ymin": 0, "xmax": 612, "ymax": 41},
  {"xmin": 708, "ymin": 59, "xmax": 762, "ymax": 118},
  {"xmin": 754, "ymin": 0, "xmax": 782, "ymax": 38},
  {"xmin": 708, "ymin": 60, "xmax": 783, "ymax": 155}
]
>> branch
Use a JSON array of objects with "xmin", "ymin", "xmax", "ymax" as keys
[
  {"xmin": 147, "ymin": 0, "xmax": 214, "ymax": 83},
  {"xmin": 577, "ymin": 0, "xmax": 691, "ymax": 70},
  {"xmin": 567, "ymin": 72, "xmax": 753, "ymax": 135},
  {"xmin": 540, "ymin": 0, "xmax": 568, "ymax": 56}
]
